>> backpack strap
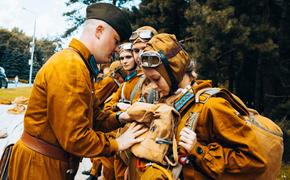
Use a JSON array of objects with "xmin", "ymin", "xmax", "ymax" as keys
[
  {"xmin": 164, "ymin": 134, "xmax": 178, "ymax": 167},
  {"xmin": 112, "ymin": 78, "xmax": 121, "ymax": 87},
  {"xmin": 195, "ymin": 88, "xmax": 249, "ymax": 116},
  {"xmin": 119, "ymin": 82, "xmax": 130, "ymax": 104},
  {"xmin": 120, "ymin": 75, "xmax": 145, "ymax": 104},
  {"xmin": 130, "ymin": 75, "xmax": 145, "ymax": 102},
  {"xmin": 120, "ymin": 82, "xmax": 126, "ymax": 102}
]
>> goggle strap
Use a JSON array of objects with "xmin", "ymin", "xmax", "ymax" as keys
[
  {"xmin": 159, "ymin": 51, "xmax": 179, "ymax": 92},
  {"xmin": 166, "ymin": 44, "xmax": 183, "ymax": 59}
]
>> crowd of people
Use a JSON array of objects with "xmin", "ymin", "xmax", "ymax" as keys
[{"xmin": 4, "ymin": 2, "xmax": 283, "ymax": 180}]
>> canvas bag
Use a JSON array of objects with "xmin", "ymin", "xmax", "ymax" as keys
[
  {"xmin": 194, "ymin": 88, "xmax": 284, "ymax": 179},
  {"xmin": 127, "ymin": 102, "xmax": 180, "ymax": 166}
]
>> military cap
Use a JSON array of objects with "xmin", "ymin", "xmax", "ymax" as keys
[{"xmin": 86, "ymin": 3, "xmax": 132, "ymax": 42}]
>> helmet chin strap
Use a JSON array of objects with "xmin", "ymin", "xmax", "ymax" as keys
[{"xmin": 158, "ymin": 51, "xmax": 179, "ymax": 93}]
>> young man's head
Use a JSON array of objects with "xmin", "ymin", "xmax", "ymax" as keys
[
  {"xmin": 81, "ymin": 3, "xmax": 132, "ymax": 63},
  {"xmin": 130, "ymin": 26, "xmax": 158, "ymax": 66}
]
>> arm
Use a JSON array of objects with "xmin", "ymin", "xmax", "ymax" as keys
[
  {"xmin": 94, "ymin": 76, "xmax": 118, "ymax": 107},
  {"xmin": 93, "ymin": 105, "xmax": 123, "ymax": 132},
  {"xmin": 103, "ymin": 84, "xmax": 123, "ymax": 112},
  {"xmin": 47, "ymin": 58, "xmax": 118, "ymax": 158}
]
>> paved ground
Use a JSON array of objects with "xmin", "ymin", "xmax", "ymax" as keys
[{"xmin": 0, "ymin": 104, "xmax": 92, "ymax": 179}]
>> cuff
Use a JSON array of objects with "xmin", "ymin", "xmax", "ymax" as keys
[
  {"xmin": 110, "ymin": 112, "xmax": 123, "ymax": 127},
  {"xmin": 189, "ymin": 142, "xmax": 209, "ymax": 161},
  {"xmin": 189, "ymin": 142, "xmax": 224, "ymax": 178}
]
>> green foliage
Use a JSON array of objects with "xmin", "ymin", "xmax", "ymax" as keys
[
  {"xmin": 0, "ymin": 28, "xmax": 58, "ymax": 80},
  {"xmin": 128, "ymin": 0, "xmax": 189, "ymax": 39},
  {"xmin": 185, "ymin": 1, "xmax": 245, "ymax": 86},
  {"xmin": 183, "ymin": 0, "xmax": 284, "ymax": 113}
]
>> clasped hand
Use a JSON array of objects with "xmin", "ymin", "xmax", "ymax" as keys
[
  {"xmin": 178, "ymin": 127, "xmax": 197, "ymax": 153},
  {"xmin": 116, "ymin": 122, "xmax": 147, "ymax": 151}
]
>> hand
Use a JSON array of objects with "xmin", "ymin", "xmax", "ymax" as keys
[
  {"xmin": 117, "ymin": 102, "xmax": 131, "ymax": 111},
  {"xmin": 116, "ymin": 123, "xmax": 147, "ymax": 151},
  {"xmin": 118, "ymin": 111, "xmax": 132, "ymax": 123},
  {"xmin": 178, "ymin": 127, "xmax": 197, "ymax": 153}
]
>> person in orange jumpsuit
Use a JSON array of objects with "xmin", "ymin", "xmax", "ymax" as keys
[
  {"xmin": 122, "ymin": 33, "xmax": 276, "ymax": 179},
  {"xmin": 88, "ymin": 41, "xmax": 144, "ymax": 180},
  {"xmin": 107, "ymin": 26, "xmax": 161, "ymax": 179},
  {"xmin": 94, "ymin": 61, "xmax": 126, "ymax": 108},
  {"xmin": 104, "ymin": 42, "xmax": 143, "ymax": 113},
  {"xmin": 94, "ymin": 42, "xmax": 142, "ymax": 180},
  {"xmin": 8, "ymin": 3, "xmax": 147, "ymax": 180},
  {"xmin": 130, "ymin": 26, "xmax": 161, "ymax": 104},
  {"xmin": 85, "ymin": 61, "xmax": 126, "ymax": 180}
]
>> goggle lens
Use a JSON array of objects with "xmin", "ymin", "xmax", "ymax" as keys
[
  {"xmin": 129, "ymin": 30, "xmax": 153, "ymax": 41},
  {"xmin": 119, "ymin": 43, "xmax": 132, "ymax": 51},
  {"xmin": 140, "ymin": 51, "xmax": 162, "ymax": 68}
]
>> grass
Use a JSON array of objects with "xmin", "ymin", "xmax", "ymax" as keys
[{"xmin": 0, "ymin": 87, "xmax": 32, "ymax": 101}]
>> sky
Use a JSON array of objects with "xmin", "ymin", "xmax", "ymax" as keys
[
  {"xmin": 0, "ymin": 0, "xmax": 75, "ymax": 42},
  {"xmin": 0, "ymin": 0, "xmax": 140, "ymax": 47}
]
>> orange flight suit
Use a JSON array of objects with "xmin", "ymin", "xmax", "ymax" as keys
[
  {"xmin": 94, "ymin": 76, "xmax": 119, "ymax": 107},
  {"xmin": 90, "ymin": 75, "xmax": 120, "ymax": 178},
  {"xmin": 98, "ymin": 70, "xmax": 144, "ymax": 180},
  {"xmin": 104, "ymin": 70, "xmax": 144, "ymax": 112},
  {"xmin": 127, "ymin": 80, "xmax": 268, "ymax": 180},
  {"xmin": 8, "ymin": 38, "xmax": 122, "ymax": 180}
]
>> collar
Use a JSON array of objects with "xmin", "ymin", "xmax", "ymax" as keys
[
  {"xmin": 125, "ymin": 70, "xmax": 137, "ymax": 81},
  {"xmin": 69, "ymin": 38, "xmax": 91, "ymax": 63},
  {"xmin": 69, "ymin": 38, "xmax": 100, "ymax": 77}
]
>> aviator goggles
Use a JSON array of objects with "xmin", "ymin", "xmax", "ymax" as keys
[
  {"xmin": 139, "ymin": 44, "xmax": 183, "ymax": 68},
  {"xmin": 118, "ymin": 42, "xmax": 132, "ymax": 51},
  {"xmin": 129, "ymin": 30, "xmax": 154, "ymax": 41},
  {"xmin": 139, "ymin": 50, "xmax": 180, "ymax": 92},
  {"xmin": 139, "ymin": 51, "xmax": 164, "ymax": 68}
]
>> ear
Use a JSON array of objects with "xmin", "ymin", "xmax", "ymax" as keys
[{"xmin": 95, "ymin": 25, "xmax": 104, "ymax": 39}]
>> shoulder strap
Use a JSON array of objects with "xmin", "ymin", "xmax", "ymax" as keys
[
  {"xmin": 195, "ymin": 88, "xmax": 249, "ymax": 116},
  {"xmin": 120, "ymin": 82, "xmax": 128, "ymax": 103},
  {"xmin": 130, "ymin": 75, "xmax": 145, "ymax": 102}
]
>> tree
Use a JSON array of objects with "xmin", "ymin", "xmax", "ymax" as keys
[
  {"xmin": 128, "ymin": 0, "xmax": 189, "ymax": 39},
  {"xmin": 0, "ymin": 28, "xmax": 58, "ymax": 81},
  {"xmin": 184, "ymin": 0, "xmax": 280, "ymax": 113}
]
